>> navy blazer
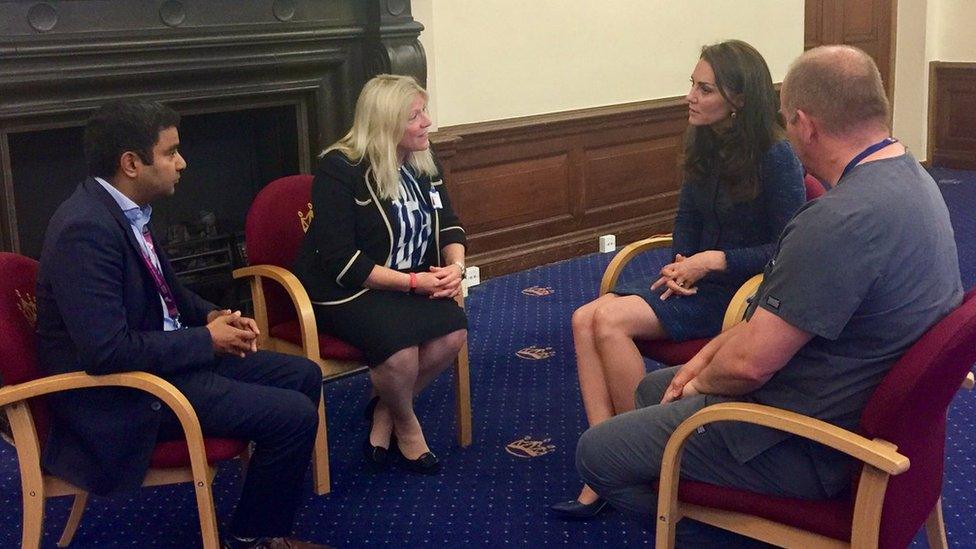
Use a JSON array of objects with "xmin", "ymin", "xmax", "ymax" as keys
[
  {"xmin": 293, "ymin": 151, "xmax": 467, "ymax": 305},
  {"xmin": 35, "ymin": 178, "xmax": 217, "ymax": 494}
]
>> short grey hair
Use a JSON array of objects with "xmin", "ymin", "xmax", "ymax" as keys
[{"xmin": 781, "ymin": 45, "xmax": 889, "ymax": 136}]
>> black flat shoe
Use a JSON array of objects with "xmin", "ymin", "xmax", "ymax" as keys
[
  {"xmin": 396, "ymin": 449, "xmax": 441, "ymax": 475},
  {"xmin": 363, "ymin": 438, "xmax": 390, "ymax": 470},
  {"xmin": 549, "ymin": 498, "xmax": 609, "ymax": 520}
]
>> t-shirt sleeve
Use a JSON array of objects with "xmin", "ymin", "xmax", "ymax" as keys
[{"xmin": 748, "ymin": 205, "xmax": 883, "ymax": 340}]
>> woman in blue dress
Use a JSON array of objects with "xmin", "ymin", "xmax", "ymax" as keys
[{"xmin": 552, "ymin": 39, "xmax": 806, "ymax": 519}]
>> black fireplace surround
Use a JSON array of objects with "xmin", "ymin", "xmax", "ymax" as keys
[{"xmin": 0, "ymin": 0, "xmax": 426, "ymax": 306}]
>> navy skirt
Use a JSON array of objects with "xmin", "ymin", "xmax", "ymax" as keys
[
  {"xmin": 611, "ymin": 277, "xmax": 741, "ymax": 342},
  {"xmin": 311, "ymin": 289, "xmax": 467, "ymax": 365}
]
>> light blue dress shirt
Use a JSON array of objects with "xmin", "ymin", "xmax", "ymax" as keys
[{"xmin": 95, "ymin": 177, "xmax": 180, "ymax": 331}]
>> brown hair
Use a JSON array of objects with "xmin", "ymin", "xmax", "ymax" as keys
[
  {"xmin": 781, "ymin": 45, "xmax": 889, "ymax": 136},
  {"xmin": 683, "ymin": 40, "xmax": 783, "ymax": 201}
]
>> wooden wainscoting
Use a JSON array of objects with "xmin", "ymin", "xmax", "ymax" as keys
[
  {"xmin": 431, "ymin": 98, "xmax": 688, "ymax": 279},
  {"xmin": 928, "ymin": 62, "xmax": 976, "ymax": 170}
]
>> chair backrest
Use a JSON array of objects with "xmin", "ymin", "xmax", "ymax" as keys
[
  {"xmin": 0, "ymin": 252, "xmax": 42, "ymax": 387},
  {"xmin": 859, "ymin": 288, "xmax": 976, "ymax": 548},
  {"xmin": 243, "ymin": 175, "xmax": 314, "ymax": 328},
  {"xmin": 803, "ymin": 173, "xmax": 826, "ymax": 201},
  {"xmin": 0, "ymin": 252, "xmax": 50, "ymax": 441}
]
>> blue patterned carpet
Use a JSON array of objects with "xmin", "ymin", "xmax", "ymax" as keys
[{"xmin": 1, "ymin": 168, "xmax": 974, "ymax": 547}]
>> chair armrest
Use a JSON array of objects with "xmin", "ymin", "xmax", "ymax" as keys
[
  {"xmin": 599, "ymin": 234, "xmax": 673, "ymax": 295},
  {"xmin": 655, "ymin": 401, "xmax": 906, "ymax": 549},
  {"xmin": 233, "ymin": 264, "xmax": 319, "ymax": 358},
  {"xmin": 0, "ymin": 371, "xmax": 210, "ymax": 471},
  {"xmin": 661, "ymin": 402, "xmax": 908, "ymax": 476},
  {"xmin": 720, "ymin": 274, "xmax": 764, "ymax": 331}
]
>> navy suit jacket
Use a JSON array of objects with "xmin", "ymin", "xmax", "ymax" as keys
[{"xmin": 35, "ymin": 178, "xmax": 217, "ymax": 494}]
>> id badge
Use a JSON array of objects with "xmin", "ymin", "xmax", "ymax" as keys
[{"xmin": 429, "ymin": 189, "xmax": 443, "ymax": 209}]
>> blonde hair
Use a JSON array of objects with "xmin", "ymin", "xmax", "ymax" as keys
[{"xmin": 323, "ymin": 74, "xmax": 437, "ymax": 200}]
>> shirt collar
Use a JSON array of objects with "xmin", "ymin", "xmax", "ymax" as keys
[{"xmin": 95, "ymin": 177, "xmax": 153, "ymax": 232}]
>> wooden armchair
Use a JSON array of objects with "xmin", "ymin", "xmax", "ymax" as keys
[
  {"xmin": 233, "ymin": 175, "xmax": 473, "ymax": 495},
  {"xmin": 0, "ymin": 252, "xmax": 247, "ymax": 549},
  {"xmin": 600, "ymin": 174, "xmax": 825, "ymax": 366},
  {"xmin": 655, "ymin": 288, "xmax": 976, "ymax": 548}
]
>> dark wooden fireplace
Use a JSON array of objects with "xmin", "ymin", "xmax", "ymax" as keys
[{"xmin": 0, "ymin": 0, "xmax": 426, "ymax": 306}]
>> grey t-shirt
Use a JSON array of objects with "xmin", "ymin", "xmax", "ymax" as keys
[{"xmin": 716, "ymin": 152, "xmax": 962, "ymax": 494}]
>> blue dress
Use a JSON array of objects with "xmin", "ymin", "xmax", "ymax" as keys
[{"xmin": 612, "ymin": 140, "xmax": 805, "ymax": 341}]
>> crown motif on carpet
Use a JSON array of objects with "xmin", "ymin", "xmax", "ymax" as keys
[
  {"xmin": 516, "ymin": 346, "xmax": 555, "ymax": 360},
  {"xmin": 15, "ymin": 290, "xmax": 37, "ymax": 329},
  {"xmin": 505, "ymin": 436, "xmax": 556, "ymax": 458},
  {"xmin": 298, "ymin": 203, "xmax": 314, "ymax": 233},
  {"xmin": 521, "ymin": 286, "xmax": 554, "ymax": 297}
]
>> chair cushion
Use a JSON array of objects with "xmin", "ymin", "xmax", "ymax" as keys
[
  {"xmin": 149, "ymin": 438, "xmax": 249, "ymax": 468},
  {"xmin": 635, "ymin": 338, "xmax": 709, "ymax": 366},
  {"xmin": 672, "ymin": 480, "xmax": 853, "ymax": 542},
  {"xmin": 270, "ymin": 320, "xmax": 366, "ymax": 362}
]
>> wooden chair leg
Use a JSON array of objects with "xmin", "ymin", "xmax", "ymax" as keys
[
  {"xmin": 925, "ymin": 497, "xmax": 949, "ymax": 549},
  {"xmin": 21, "ymin": 482, "xmax": 44, "ymax": 549},
  {"xmin": 56, "ymin": 492, "xmax": 88, "ymax": 547},
  {"xmin": 311, "ymin": 395, "xmax": 331, "ymax": 495},
  {"xmin": 454, "ymin": 339, "xmax": 473, "ymax": 447},
  {"xmin": 191, "ymin": 472, "xmax": 220, "ymax": 549},
  {"xmin": 8, "ymin": 402, "xmax": 46, "ymax": 549}
]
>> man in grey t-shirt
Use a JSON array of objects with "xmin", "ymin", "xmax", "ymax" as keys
[{"xmin": 575, "ymin": 45, "xmax": 963, "ymax": 528}]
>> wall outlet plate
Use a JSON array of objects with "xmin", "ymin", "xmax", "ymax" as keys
[
  {"xmin": 599, "ymin": 234, "xmax": 616, "ymax": 253},
  {"xmin": 465, "ymin": 265, "xmax": 481, "ymax": 287}
]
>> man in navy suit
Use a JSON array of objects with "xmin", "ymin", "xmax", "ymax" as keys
[{"xmin": 35, "ymin": 100, "xmax": 327, "ymax": 549}]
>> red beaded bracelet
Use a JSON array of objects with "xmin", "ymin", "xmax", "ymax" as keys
[{"xmin": 408, "ymin": 272, "xmax": 418, "ymax": 294}]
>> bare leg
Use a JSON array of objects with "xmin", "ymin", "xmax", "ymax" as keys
[
  {"xmin": 592, "ymin": 295, "xmax": 665, "ymax": 413},
  {"xmin": 570, "ymin": 294, "xmax": 666, "ymax": 504},
  {"xmin": 368, "ymin": 347, "xmax": 431, "ymax": 459}
]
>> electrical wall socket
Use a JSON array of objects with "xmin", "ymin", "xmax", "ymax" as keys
[
  {"xmin": 599, "ymin": 234, "xmax": 616, "ymax": 253},
  {"xmin": 465, "ymin": 266, "xmax": 481, "ymax": 287}
]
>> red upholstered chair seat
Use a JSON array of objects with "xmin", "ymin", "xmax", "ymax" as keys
[
  {"xmin": 269, "ymin": 320, "xmax": 365, "ymax": 362},
  {"xmin": 669, "ymin": 480, "xmax": 854, "ymax": 542},
  {"xmin": 150, "ymin": 438, "xmax": 250, "ymax": 469},
  {"xmin": 634, "ymin": 338, "xmax": 709, "ymax": 366}
]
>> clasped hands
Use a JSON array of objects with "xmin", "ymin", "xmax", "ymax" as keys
[
  {"xmin": 206, "ymin": 309, "xmax": 260, "ymax": 357},
  {"xmin": 412, "ymin": 263, "xmax": 464, "ymax": 299},
  {"xmin": 660, "ymin": 358, "xmax": 706, "ymax": 404},
  {"xmin": 650, "ymin": 251, "xmax": 719, "ymax": 300}
]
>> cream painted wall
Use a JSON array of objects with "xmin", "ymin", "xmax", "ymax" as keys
[
  {"xmin": 891, "ymin": 0, "xmax": 976, "ymax": 162},
  {"xmin": 413, "ymin": 1, "xmax": 804, "ymax": 129},
  {"xmin": 933, "ymin": 0, "xmax": 976, "ymax": 60},
  {"xmin": 892, "ymin": 0, "xmax": 930, "ymax": 157}
]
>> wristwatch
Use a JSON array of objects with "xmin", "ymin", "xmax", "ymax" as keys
[{"xmin": 453, "ymin": 261, "xmax": 465, "ymax": 277}]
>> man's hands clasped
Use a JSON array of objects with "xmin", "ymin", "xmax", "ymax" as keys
[{"xmin": 206, "ymin": 309, "xmax": 260, "ymax": 357}]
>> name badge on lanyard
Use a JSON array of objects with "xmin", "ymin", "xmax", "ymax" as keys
[{"xmin": 429, "ymin": 189, "xmax": 443, "ymax": 209}]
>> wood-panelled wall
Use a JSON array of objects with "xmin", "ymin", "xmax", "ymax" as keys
[
  {"xmin": 431, "ymin": 98, "xmax": 688, "ymax": 279},
  {"xmin": 928, "ymin": 62, "xmax": 976, "ymax": 170}
]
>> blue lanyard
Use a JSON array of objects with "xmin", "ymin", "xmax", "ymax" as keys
[{"xmin": 841, "ymin": 137, "xmax": 898, "ymax": 181}]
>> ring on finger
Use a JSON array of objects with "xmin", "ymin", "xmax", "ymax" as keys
[{"xmin": 676, "ymin": 280, "xmax": 685, "ymax": 287}]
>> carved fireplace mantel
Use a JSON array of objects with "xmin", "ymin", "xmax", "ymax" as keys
[{"xmin": 0, "ymin": 0, "xmax": 427, "ymax": 255}]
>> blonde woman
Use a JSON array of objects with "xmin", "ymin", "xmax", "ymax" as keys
[{"xmin": 294, "ymin": 74, "xmax": 467, "ymax": 474}]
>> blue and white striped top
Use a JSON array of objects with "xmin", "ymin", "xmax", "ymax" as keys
[{"xmin": 387, "ymin": 167, "xmax": 434, "ymax": 269}]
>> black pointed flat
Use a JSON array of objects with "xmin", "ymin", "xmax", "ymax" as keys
[
  {"xmin": 396, "ymin": 449, "xmax": 441, "ymax": 475},
  {"xmin": 549, "ymin": 498, "xmax": 609, "ymax": 520},
  {"xmin": 363, "ymin": 438, "xmax": 390, "ymax": 470}
]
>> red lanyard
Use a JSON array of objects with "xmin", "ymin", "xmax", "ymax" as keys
[{"xmin": 139, "ymin": 226, "xmax": 182, "ymax": 328}]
